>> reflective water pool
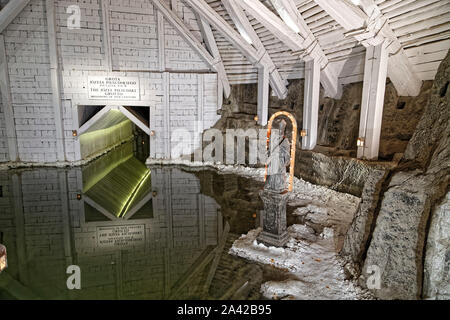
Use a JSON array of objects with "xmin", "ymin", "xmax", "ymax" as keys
[{"xmin": 0, "ymin": 140, "xmax": 288, "ymax": 300}]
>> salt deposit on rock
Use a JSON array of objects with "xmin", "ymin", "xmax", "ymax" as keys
[{"xmin": 230, "ymin": 227, "xmax": 373, "ymax": 300}]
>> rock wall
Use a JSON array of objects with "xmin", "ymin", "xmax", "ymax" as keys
[
  {"xmin": 218, "ymin": 77, "xmax": 431, "ymax": 161},
  {"xmin": 214, "ymin": 49, "xmax": 449, "ymax": 300},
  {"xmin": 423, "ymin": 192, "xmax": 450, "ymax": 300},
  {"xmin": 360, "ymin": 50, "xmax": 449, "ymax": 300}
]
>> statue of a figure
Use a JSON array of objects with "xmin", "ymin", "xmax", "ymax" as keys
[{"xmin": 265, "ymin": 119, "xmax": 291, "ymax": 193}]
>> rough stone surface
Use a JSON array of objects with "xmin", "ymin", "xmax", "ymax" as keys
[
  {"xmin": 295, "ymin": 150, "xmax": 391, "ymax": 197},
  {"xmin": 361, "ymin": 171, "xmax": 435, "ymax": 299},
  {"xmin": 230, "ymin": 227, "xmax": 373, "ymax": 300},
  {"xmin": 404, "ymin": 51, "xmax": 450, "ymax": 168},
  {"xmin": 218, "ymin": 78, "xmax": 431, "ymax": 162},
  {"xmin": 361, "ymin": 50, "xmax": 450, "ymax": 300},
  {"xmin": 341, "ymin": 169, "xmax": 389, "ymax": 265},
  {"xmin": 379, "ymin": 82, "xmax": 432, "ymax": 159},
  {"xmin": 423, "ymin": 192, "xmax": 450, "ymax": 300},
  {"xmin": 214, "ymin": 77, "xmax": 428, "ymax": 197}
]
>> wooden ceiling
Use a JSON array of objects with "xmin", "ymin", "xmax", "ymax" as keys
[{"xmin": 176, "ymin": 0, "xmax": 449, "ymax": 93}]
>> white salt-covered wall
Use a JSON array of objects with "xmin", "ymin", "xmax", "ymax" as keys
[{"xmin": 0, "ymin": 0, "xmax": 220, "ymax": 163}]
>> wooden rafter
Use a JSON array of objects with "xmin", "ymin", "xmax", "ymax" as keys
[
  {"xmin": 314, "ymin": 0, "xmax": 422, "ymax": 96},
  {"xmin": 239, "ymin": 0, "xmax": 342, "ymax": 98},
  {"xmin": 196, "ymin": 14, "xmax": 231, "ymax": 98},
  {"xmin": 169, "ymin": 0, "xmax": 231, "ymax": 98},
  {"xmin": 182, "ymin": 0, "xmax": 288, "ymax": 99},
  {"xmin": 221, "ymin": 0, "xmax": 288, "ymax": 99},
  {"xmin": 0, "ymin": 0, "xmax": 31, "ymax": 33},
  {"xmin": 152, "ymin": 0, "xmax": 217, "ymax": 71}
]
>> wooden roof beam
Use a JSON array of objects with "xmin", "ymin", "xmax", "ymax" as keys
[
  {"xmin": 221, "ymin": 0, "xmax": 288, "ymax": 99},
  {"xmin": 0, "ymin": 0, "xmax": 31, "ymax": 33},
  {"xmin": 240, "ymin": 0, "xmax": 342, "ymax": 98},
  {"xmin": 196, "ymin": 14, "xmax": 231, "ymax": 98},
  {"xmin": 314, "ymin": 0, "xmax": 422, "ymax": 96},
  {"xmin": 152, "ymin": 0, "xmax": 218, "ymax": 72},
  {"xmin": 182, "ymin": 0, "xmax": 288, "ymax": 99}
]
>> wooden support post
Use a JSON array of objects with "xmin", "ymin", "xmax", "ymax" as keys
[
  {"xmin": 358, "ymin": 42, "xmax": 389, "ymax": 160},
  {"xmin": 302, "ymin": 58, "xmax": 321, "ymax": 150},
  {"xmin": 257, "ymin": 66, "xmax": 270, "ymax": 126},
  {"xmin": 46, "ymin": 0, "xmax": 65, "ymax": 161},
  {"xmin": 194, "ymin": 74, "xmax": 204, "ymax": 162},
  {"xmin": 314, "ymin": 0, "xmax": 422, "ymax": 97},
  {"xmin": 157, "ymin": 9, "xmax": 165, "ymax": 72},
  {"xmin": 0, "ymin": 35, "xmax": 18, "ymax": 161},
  {"xmin": 101, "ymin": 0, "xmax": 112, "ymax": 71},
  {"xmin": 162, "ymin": 72, "xmax": 171, "ymax": 159}
]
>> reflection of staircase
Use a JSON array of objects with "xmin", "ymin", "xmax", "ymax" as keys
[{"xmin": 82, "ymin": 146, "xmax": 152, "ymax": 220}]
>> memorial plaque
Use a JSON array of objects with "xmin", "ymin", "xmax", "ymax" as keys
[
  {"xmin": 88, "ymin": 76, "xmax": 140, "ymax": 100},
  {"xmin": 97, "ymin": 225, "xmax": 145, "ymax": 248}
]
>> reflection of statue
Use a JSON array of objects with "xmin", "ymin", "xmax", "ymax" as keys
[{"xmin": 265, "ymin": 119, "xmax": 291, "ymax": 193}]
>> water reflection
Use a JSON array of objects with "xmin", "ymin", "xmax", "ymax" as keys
[{"xmin": 0, "ymin": 141, "xmax": 266, "ymax": 300}]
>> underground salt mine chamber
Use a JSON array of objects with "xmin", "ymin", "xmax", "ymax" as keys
[{"xmin": 0, "ymin": 0, "xmax": 448, "ymax": 303}]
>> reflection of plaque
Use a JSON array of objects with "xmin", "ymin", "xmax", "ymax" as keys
[
  {"xmin": 97, "ymin": 225, "xmax": 145, "ymax": 248},
  {"xmin": 88, "ymin": 76, "xmax": 140, "ymax": 100}
]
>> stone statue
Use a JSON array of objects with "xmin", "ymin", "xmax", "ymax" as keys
[
  {"xmin": 265, "ymin": 119, "xmax": 291, "ymax": 193},
  {"xmin": 258, "ymin": 117, "xmax": 294, "ymax": 247}
]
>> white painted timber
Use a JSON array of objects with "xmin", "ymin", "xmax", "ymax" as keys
[
  {"xmin": 257, "ymin": 66, "xmax": 270, "ymax": 126},
  {"xmin": 153, "ymin": 0, "xmax": 216, "ymax": 71},
  {"xmin": 78, "ymin": 106, "xmax": 114, "ymax": 136},
  {"xmin": 240, "ymin": 0, "xmax": 306, "ymax": 52},
  {"xmin": 197, "ymin": 15, "xmax": 231, "ymax": 98},
  {"xmin": 0, "ymin": 0, "xmax": 31, "ymax": 33},
  {"xmin": 158, "ymin": 10, "xmax": 166, "ymax": 72},
  {"xmin": 101, "ymin": 0, "xmax": 113, "ymax": 71},
  {"xmin": 118, "ymin": 106, "xmax": 151, "ymax": 136},
  {"xmin": 184, "ymin": 0, "xmax": 288, "ymax": 99},
  {"xmin": 0, "ymin": 35, "xmax": 18, "ymax": 161},
  {"xmin": 222, "ymin": 0, "xmax": 288, "ymax": 99},
  {"xmin": 46, "ymin": 0, "xmax": 65, "ymax": 161},
  {"xmin": 241, "ymin": 0, "xmax": 341, "ymax": 98},
  {"xmin": 302, "ymin": 58, "xmax": 320, "ymax": 150},
  {"xmin": 314, "ymin": 0, "xmax": 422, "ymax": 96},
  {"xmin": 358, "ymin": 42, "xmax": 389, "ymax": 160},
  {"xmin": 162, "ymin": 72, "xmax": 171, "ymax": 159}
]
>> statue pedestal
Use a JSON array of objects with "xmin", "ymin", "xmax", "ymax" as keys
[{"xmin": 258, "ymin": 190, "xmax": 289, "ymax": 247}]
